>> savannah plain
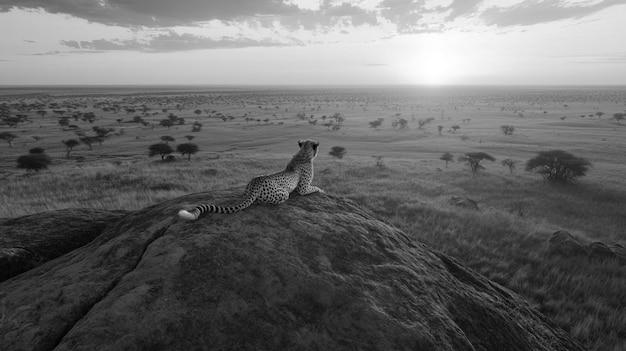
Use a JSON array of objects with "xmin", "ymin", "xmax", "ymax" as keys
[{"xmin": 1, "ymin": 85, "xmax": 625, "ymax": 350}]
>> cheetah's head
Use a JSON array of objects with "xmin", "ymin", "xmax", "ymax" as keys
[{"xmin": 297, "ymin": 139, "xmax": 319, "ymax": 160}]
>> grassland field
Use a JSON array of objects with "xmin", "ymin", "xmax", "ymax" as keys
[{"xmin": 1, "ymin": 85, "xmax": 625, "ymax": 350}]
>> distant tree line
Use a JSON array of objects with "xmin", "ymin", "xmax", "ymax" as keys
[{"xmin": 439, "ymin": 149, "xmax": 591, "ymax": 183}]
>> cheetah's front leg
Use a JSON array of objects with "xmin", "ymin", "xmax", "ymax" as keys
[{"xmin": 297, "ymin": 185, "xmax": 324, "ymax": 195}]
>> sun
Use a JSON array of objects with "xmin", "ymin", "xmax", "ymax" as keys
[
  {"xmin": 394, "ymin": 34, "xmax": 471, "ymax": 86},
  {"xmin": 404, "ymin": 49, "xmax": 461, "ymax": 85},
  {"xmin": 417, "ymin": 53, "xmax": 454, "ymax": 85}
]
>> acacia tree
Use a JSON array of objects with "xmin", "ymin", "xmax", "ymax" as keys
[
  {"xmin": 176, "ymin": 143, "xmax": 199, "ymax": 161},
  {"xmin": 79, "ymin": 136, "xmax": 98, "ymax": 150},
  {"xmin": 62, "ymin": 139, "xmax": 80, "ymax": 158},
  {"xmin": 525, "ymin": 150, "xmax": 591, "ymax": 183},
  {"xmin": 0, "ymin": 131, "xmax": 17, "ymax": 147},
  {"xmin": 458, "ymin": 152, "xmax": 495, "ymax": 175},
  {"xmin": 440, "ymin": 152, "xmax": 454, "ymax": 168},
  {"xmin": 328, "ymin": 146, "xmax": 347, "ymax": 159},
  {"xmin": 501, "ymin": 158, "xmax": 518, "ymax": 173},
  {"xmin": 613, "ymin": 112, "xmax": 625, "ymax": 125},
  {"xmin": 149, "ymin": 143, "xmax": 174, "ymax": 160}
]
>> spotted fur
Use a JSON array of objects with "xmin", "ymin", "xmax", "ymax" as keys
[{"xmin": 178, "ymin": 139, "xmax": 323, "ymax": 220}]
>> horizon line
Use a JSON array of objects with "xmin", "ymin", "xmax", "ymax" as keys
[{"xmin": 2, "ymin": 83, "xmax": 626, "ymax": 88}]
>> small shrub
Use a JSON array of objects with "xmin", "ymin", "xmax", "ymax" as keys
[
  {"xmin": 372, "ymin": 155, "xmax": 385, "ymax": 168},
  {"xmin": 369, "ymin": 118, "xmax": 384, "ymax": 129},
  {"xmin": 192, "ymin": 121, "xmax": 203, "ymax": 132},
  {"xmin": 417, "ymin": 118, "xmax": 433, "ymax": 129},
  {"xmin": 501, "ymin": 125, "xmax": 515, "ymax": 135},
  {"xmin": 17, "ymin": 153, "xmax": 51, "ymax": 172},
  {"xmin": 329, "ymin": 146, "xmax": 347, "ymax": 159}
]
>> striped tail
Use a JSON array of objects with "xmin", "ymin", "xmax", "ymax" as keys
[{"xmin": 178, "ymin": 195, "xmax": 256, "ymax": 220}]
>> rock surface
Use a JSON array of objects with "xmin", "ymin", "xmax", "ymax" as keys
[{"xmin": 0, "ymin": 189, "xmax": 585, "ymax": 351}]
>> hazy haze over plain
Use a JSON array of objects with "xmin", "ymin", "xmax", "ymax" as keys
[{"xmin": 0, "ymin": 0, "xmax": 624, "ymax": 86}]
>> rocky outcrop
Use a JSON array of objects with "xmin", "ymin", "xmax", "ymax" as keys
[
  {"xmin": 0, "ymin": 209, "xmax": 128, "ymax": 282},
  {"xmin": 1, "ymin": 189, "xmax": 585, "ymax": 351},
  {"xmin": 549, "ymin": 230, "xmax": 625, "ymax": 264}
]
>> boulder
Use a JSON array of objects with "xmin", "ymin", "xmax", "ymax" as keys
[
  {"xmin": 0, "ymin": 189, "xmax": 584, "ymax": 351},
  {"xmin": 548, "ymin": 230, "xmax": 588, "ymax": 257},
  {"xmin": 0, "ymin": 209, "xmax": 128, "ymax": 282},
  {"xmin": 548, "ymin": 230, "xmax": 625, "ymax": 264},
  {"xmin": 450, "ymin": 195, "xmax": 479, "ymax": 210}
]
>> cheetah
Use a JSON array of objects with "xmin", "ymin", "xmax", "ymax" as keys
[{"xmin": 178, "ymin": 139, "xmax": 324, "ymax": 220}]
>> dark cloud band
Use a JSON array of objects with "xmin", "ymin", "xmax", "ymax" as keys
[
  {"xmin": 2, "ymin": 0, "xmax": 624, "ymax": 29},
  {"xmin": 3, "ymin": 0, "xmax": 625, "ymax": 53}
]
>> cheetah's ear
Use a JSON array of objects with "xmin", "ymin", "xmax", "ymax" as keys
[{"xmin": 298, "ymin": 140, "xmax": 304, "ymax": 147}]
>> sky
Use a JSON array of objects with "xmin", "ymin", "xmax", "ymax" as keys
[{"xmin": 0, "ymin": 0, "xmax": 625, "ymax": 86}]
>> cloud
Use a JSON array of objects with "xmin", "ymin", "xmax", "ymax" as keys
[
  {"xmin": 561, "ymin": 53, "xmax": 626, "ymax": 64},
  {"xmin": 481, "ymin": 0, "xmax": 626, "ymax": 27},
  {"xmin": 60, "ymin": 31, "xmax": 302, "ymax": 52},
  {"xmin": 278, "ymin": 2, "xmax": 378, "ymax": 31},
  {"xmin": 445, "ymin": 0, "xmax": 483, "ymax": 21},
  {"xmin": 28, "ymin": 50, "xmax": 64, "ymax": 56},
  {"xmin": 378, "ymin": 0, "xmax": 425, "ymax": 33}
]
